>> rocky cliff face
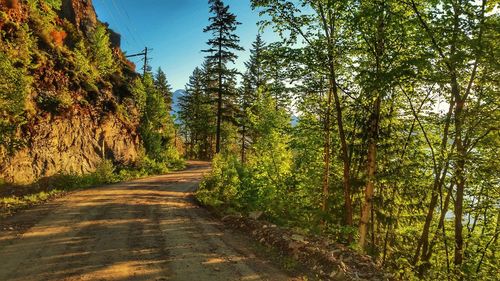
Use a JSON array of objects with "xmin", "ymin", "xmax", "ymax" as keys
[
  {"xmin": 59, "ymin": 0, "xmax": 121, "ymax": 47},
  {"xmin": 1, "ymin": 113, "xmax": 140, "ymax": 184},
  {"xmin": 60, "ymin": 0, "xmax": 97, "ymax": 33},
  {"xmin": 0, "ymin": 0, "xmax": 140, "ymax": 184}
]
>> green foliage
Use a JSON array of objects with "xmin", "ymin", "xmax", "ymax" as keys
[
  {"xmin": 93, "ymin": 159, "xmax": 118, "ymax": 184},
  {"xmin": 197, "ymin": 153, "xmax": 242, "ymax": 208},
  {"xmin": 26, "ymin": 0, "xmax": 62, "ymax": 11},
  {"xmin": 0, "ymin": 159, "xmax": 117, "ymax": 217},
  {"xmin": 88, "ymin": 24, "xmax": 117, "ymax": 77},
  {"xmin": 0, "ymin": 189, "xmax": 62, "ymax": 218},
  {"xmin": 0, "ymin": 51, "xmax": 30, "ymax": 151},
  {"xmin": 73, "ymin": 40, "xmax": 98, "ymax": 82},
  {"xmin": 137, "ymin": 155, "xmax": 169, "ymax": 175},
  {"xmin": 178, "ymin": 65, "xmax": 217, "ymax": 159},
  {"xmin": 161, "ymin": 146, "xmax": 186, "ymax": 170},
  {"xmin": 139, "ymin": 73, "xmax": 179, "ymax": 164},
  {"xmin": 0, "ymin": 156, "xmax": 186, "ymax": 218},
  {"xmin": 116, "ymin": 152, "xmax": 185, "ymax": 180},
  {"xmin": 26, "ymin": 0, "xmax": 63, "ymax": 48},
  {"xmin": 134, "ymin": 70, "xmax": 183, "ymax": 170},
  {"xmin": 130, "ymin": 77, "xmax": 146, "ymax": 113},
  {"xmin": 241, "ymin": 92, "xmax": 293, "ymax": 215},
  {"xmin": 192, "ymin": 1, "xmax": 500, "ymax": 280},
  {"xmin": 0, "ymin": 0, "xmax": 187, "ymax": 223},
  {"xmin": 203, "ymin": 0, "xmax": 244, "ymax": 153},
  {"xmin": 35, "ymin": 89, "xmax": 73, "ymax": 113},
  {"xmin": 154, "ymin": 67, "xmax": 173, "ymax": 111},
  {"xmin": 197, "ymin": 92, "xmax": 297, "ymax": 223}
]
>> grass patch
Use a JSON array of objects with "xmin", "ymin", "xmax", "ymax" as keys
[
  {"xmin": 0, "ymin": 189, "xmax": 64, "ymax": 218},
  {"xmin": 0, "ymin": 157, "xmax": 186, "ymax": 218}
]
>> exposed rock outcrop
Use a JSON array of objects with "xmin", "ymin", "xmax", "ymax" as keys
[
  {"xmin": 107, "ymin": 26, "xmax": 121, "ymax": 48},
  {"xmin": 1, "ymin": 113, "xmax": 140, "ymax": 184},
  {"xmin": 59, "ymin": 0, "xmax": 121, "ymax": 47},
  {"xmin": 60, "ymin": 0, "xmax": 97, "ymax": 33}
]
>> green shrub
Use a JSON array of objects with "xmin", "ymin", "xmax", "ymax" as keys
[
  {"xmin": 1, "ymin": 189, "xmax": 62, "ymax": 217},
  {"xmin": 138, "ymin": 156, "xmax": 169, "ymax": 175},
  {"xmin": 0, "ymin": 51, "xmax": 30, "ymax": 151},
  {"xmin": 197, "ymin": 153, "xmax": 242, "ymax": 207},
  {"xmin": 93, "ymin": 159, "xmax": 118, "ymax": 184},
  {"xmin": 88, "ymin": 24, "xmax": 117, "ymax": 77},
  {"xmin": 130, "ymin": 78, "xmax": 146, "ymax": 112},
  {"xmin": 0, "ymin": 156, "xmax": 185, "ymax": 217},
  {"xmin": 0, "ymin": 20, "xmax": 36, "ymax": 67},
  {"xmin": 73, "ymin": 40, "xmax": 98, "ymax": 82},
  {"xmin": 43, "ymin": 173, "xmax": 81, "ymax": 190},
  {"xmin": 27, "ymin": 0, "xmax": 61, "ymax": 49},
  {"xmin": 26, "ymin": 0, "xmax": 62, "ymax": 11},
  {"xmin": 196, "ymin": 92, "xmax": 295, "ymax": 222},
  {"xmin": 163, "ymin": 146, "xmax": 185, "ymax": 169}
]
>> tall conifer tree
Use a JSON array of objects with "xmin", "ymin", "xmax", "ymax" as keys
[
  {"xmin": 154, "ymin": 68, "xmax": 173, "ymax": 112},
  {"xmin": 240, "ymin": 34, "xmax": 267, "ymax": 162},
  {"xmin": 203, "ymin": 0, "xmax": 243, "ymax": 153}
]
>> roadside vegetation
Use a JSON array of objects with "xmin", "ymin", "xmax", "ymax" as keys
[
  {"xmin": 0, "ymin": 156, "xmax": 185, "ymax": 218},
  {"xmin": 182, "ymin": 0, "xmax": 500, "ymax": 280}
]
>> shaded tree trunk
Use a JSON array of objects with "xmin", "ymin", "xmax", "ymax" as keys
[
  {"xmin": 321, "ymin": 86, "xmax": 333, "ymax": 215},
  {"xmin": 318, "ymin": 2, "xmax": 353, "ymax": 231},
  {"xmin": 359, "ymin": 2, "xmax": 385, "ymax": 250},
  {"xmin": 453, "ymin": 84, "xmax": 466, "ymax": 267},
  {"xmin": 215, "ymin": 27, "xmax": 223, "ymax": 154},
  {"xmin": 241, "ymin": 124, "xmax": 246, "ymax": 163},
  {"xmin": 359, "ymin": 95, "xmax": 381, "ymax": 250}
]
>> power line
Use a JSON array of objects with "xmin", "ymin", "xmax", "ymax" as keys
[
  {"xmin": 126, "ymin": 47, "xmax": 153, "ymax": 77},
  {"xmin": 110, "ymin": 0, "xmax": 143, "ymax": 47},
  {"xmin": 95, "ymin": 0, "xmax": 142, "ymax": 48},
  {"xmin": 114, "ymin": 0, "xmax": 146, "ymax": 46}
]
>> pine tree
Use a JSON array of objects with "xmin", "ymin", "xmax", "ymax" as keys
[
  {"xmin": 154, "ymin": 67, "xmax": 173, "ymax": 112},
  {"xmin": 244, "ymin": 34, "xmax": 267, "ymax": 92},
  {"xmin": 261, "ymin": 43, "xmax": 289, "ymax": 111},
  {"xmin": 239, "ymin": 34, "xmax": 267, "ymax": 162},
  {"xmin": 178, "ymin": 66, "xmax": 216, "ymax": 159},
  {"xmin": 203, "ymin": 0, "xmax": 243, "ymax": 154},
  {"xmin": 89, "ymin": 24, "xmax": 117, "ymax": 76},
  {"xmin": 139, "ymin": 74, "xmax": 174, "ymax": 161}
]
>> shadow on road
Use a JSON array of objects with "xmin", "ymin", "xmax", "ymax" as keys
[{"xmin": 0, "ymin": 161, "xmax": 291, "ymax": 281}]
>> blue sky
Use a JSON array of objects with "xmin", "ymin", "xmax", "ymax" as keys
[{"xmin": 92, "ymin": 0, "xmax": 277, "ymax": 91}]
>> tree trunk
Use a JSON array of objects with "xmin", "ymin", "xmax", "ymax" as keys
[
  {"xmin": 411, "ymin": 97, "xmax": 454, "ymax": 266},
  {"xmin": 359, "ymin": 95, "xmax": 381, "ymax": 250},
  {"xmin": 321, "ymin": 85, "xmax": 333, "ymax": 215},
  {"xmin": 241, "ymin": 124, "xmax": 246, "ymax": 163},
  {"xmin": 424, "ymin": 181, "xmax": 453, "ymax": 262},
  {"xmin": 215, "ymin": 28, "xmax": 223, "ymax": 154},
  {"xmin": 453, "ymin": 93, "xmax": 466, "ymax": 267},
  {"xmin": 317, "ymin": 2, "xmax": 353, "ymax": 232},
  {"xmin": 359, "ymin": 2, "xmax": 385, "ymax": 250}
]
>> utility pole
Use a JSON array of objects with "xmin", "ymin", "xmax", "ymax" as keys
[
  {"xmin": 143, "ymin": 47, "xmax": 148, "ymax": 77},
  {"xmin": 126, "ymin": 47, "xmax": 152, "ymax": 78}
]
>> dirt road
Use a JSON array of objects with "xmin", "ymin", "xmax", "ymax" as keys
[{"xmin": 0, "ymin": 161, "xmax": 295, "ymax": 281}]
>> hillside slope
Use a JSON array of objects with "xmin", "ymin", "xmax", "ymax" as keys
[{"xmin": 0, "ymin": 0, "xmax": 144, "ymax": 184}]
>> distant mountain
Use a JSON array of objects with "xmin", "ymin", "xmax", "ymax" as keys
[{"xmin": 171, "ymin": 89, "xmax": 186, "ymax": 118}]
